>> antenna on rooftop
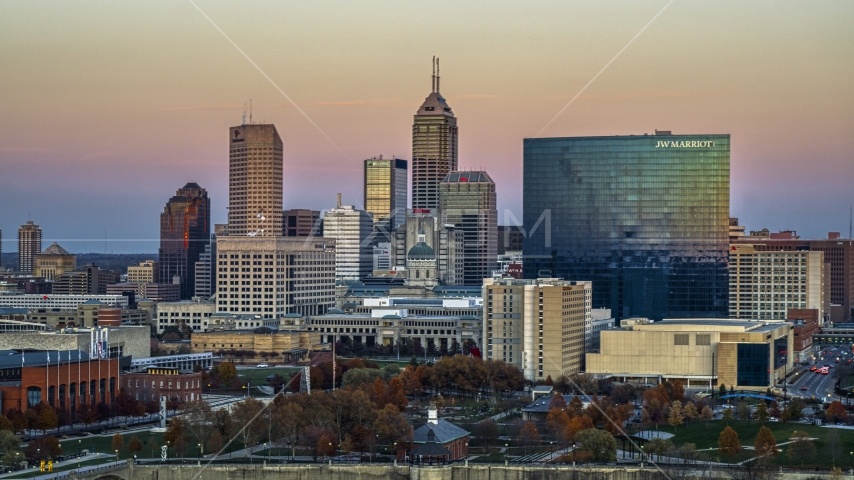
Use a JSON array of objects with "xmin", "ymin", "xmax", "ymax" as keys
[
  {"xmin": 436, "ymin": 57, "xmax": 440, "ymax": 93},
  {"xmin": 850, "ymin": 205, "xmax": 852, "ymax": 239},
  {"xmin": 431, "ymin": 56, "xmax": 436, "ymax": 93},
  {"xmin": 242, "ymin": 103, "xmax": 247, "ymax": 126}
]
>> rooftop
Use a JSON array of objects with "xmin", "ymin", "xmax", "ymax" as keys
[
  {"xmin": 39, "ymin": 243, "xmax": 72, "ymax": 256},
  {"xmin": 441, "ymin": 171, "xmax": 494, "ymax": 184},
  {"xmin": 412, "ymin": 419, "xmax": 468, "ymax": 444}
]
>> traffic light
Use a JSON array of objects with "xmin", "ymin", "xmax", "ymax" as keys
[{"xmin": 39, "ymin": 461, "xmax": 45, "ymax": 472}]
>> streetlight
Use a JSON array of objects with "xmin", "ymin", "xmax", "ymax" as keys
[
  {"xmin": 115, "ymin": 449, "xmax": 119, "ymax": 463},
  {"xmin": 198, "ymin": 443, "xmax": 203, "ymax": 458},
  {"xmin": 78, "ymin": 440, "xmax": 82, "ymax": 470},
  {"xmin": 504, "ymin": 443, "xmax": 508, "ymax": 466},
  {"xmin": 328, "ymin": 442, "xmax": 333, "ymax": 464}
]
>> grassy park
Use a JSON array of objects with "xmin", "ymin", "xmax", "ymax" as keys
[{"xmin": 652, "ymin": 419, "xmax": 854, "ymax": 468}]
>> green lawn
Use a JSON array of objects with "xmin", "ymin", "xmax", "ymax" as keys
[
  {"xmin": 59, "ymin": 430, "xmax": 242, "ymax": 460},
  {"xmin": 656, "ymin": 420, "xmax": 854, "ymax": 468},
  {"xmin": 237, "ymin": 367, "xmax": 300, "ymax": 390}
]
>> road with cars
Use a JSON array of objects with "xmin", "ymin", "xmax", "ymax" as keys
[{"xmin": 788, "ymin": 346, "xmax": 851, "ymax": 402}]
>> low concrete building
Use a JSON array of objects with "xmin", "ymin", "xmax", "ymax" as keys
[
  {"xmin": 0, "ymin": 294, "xmax": 128, "ymax": 310},
  {"xmin": 190, "ymin": 330, "xmax": 319, "ymax": 355},
  {"xmin": 0, "ymin": 326, "xmax": 150, "ymax": 360},
  {"xmin": 586, "ymin": 318, "xmax": 794, "ymax": 390}
]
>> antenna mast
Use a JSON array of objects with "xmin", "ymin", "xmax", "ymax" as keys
[
  {"xmin": 436, "ymin": 57, "xmax": 440, "ymax": 93},
  {"xmin": 242, "ymin": 102, "xmax": 247, "ymax": 126},
  {"xmin": 849, "ymin": 205, "xmax": 852, "ymax": 239},
  {"xmin": 431, "ymin": 56, "xmax": 436, "ymax": 93}
]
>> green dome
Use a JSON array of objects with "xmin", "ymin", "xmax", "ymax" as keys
[{"xmin": 407, "ymin": 241, "xmax": 435, "ymax": 260}]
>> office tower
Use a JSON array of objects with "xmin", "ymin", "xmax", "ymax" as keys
[
  {"xmin": 497, "ymin": 225, "xmax": 524, "ymax": 255},
  {"xmin": 53, "ymin": 264, "xmax": 118, "ymax": 295},
  {"xmin": 373, "ymin": 242, "xmax": 392, "ymax": 271},
  {"xmin": 483, "ymin": 278, "xmax": 591, "ymax": 382},
  {"xmin": 194, "ymin": 239, "xmax": 216, "ymax": 298},
  {"xmin": 440, "ymin": 171, "xmax": 498, "ymax": 285},
  {"xmin": 215, "ymin": 236, "xmax": 336, "ymax": 318},
  {"xmin": 364, "ymin": 156, "xmax": 408, "ymax": 230},
  {"xmin": 17, "ymin": 220, "xmax": 42, "ymax": 273},
  {"xmin": 228, "ymin": 124, "xmax": 283, "ymax": 236},
  {"xmin": 159, "ymin": 183, "xmax": 210, "ymax": 299},
  {"xmin": 729, "ymin": 245, "xmax": 827, "ymax": 322},
  {"xmin": 34, "ymin": 243, "xmax": 76, "ymax": 280},
  {"xmin": 127, "ymin": 260, "xmax": 159, "ymax": 284},
  {"xmin": 412, "ymin": 57, "xmax": 458, "ymax": 211},
  {"xmin": 523, "ymin": 132, "xmax": 730, "ymax": 321},
  {"xmin": 731, "ymin": 234, "xmax": 854, "ymax": 322},
  {"xmin": 322, "ymin": 196, "xmax": 373, "ymax": 281},
  {"xmin": 283, "ymin": 209, "xmax": 321, "ymax": 237}
]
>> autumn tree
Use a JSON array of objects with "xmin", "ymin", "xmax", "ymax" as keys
[
  {"xmin": 736, "ymin": 401, "xmax": 750, "ymax": 422},
  {"xmin": 206, "ymin": 430, "xmax": 223, "ymax": 456},
  {"xmin": 25, "ymin": 436, "xmax": 60, "ymax": 462},
  {"xmin": 566, "ymin": 415, "xmax": 594, "ymax": 442},
  {"xmin": 567, "ymin": 396, "xmax": 584, "ymax": 417},
  {"xmin": 722, "ymin": 407, "xmax": 733, "ymax": 424},
  {"xmin": 755, "ymin": 401, "xmax": 768, "ymax": 423},
  {"xmin": 217, "ymin": 362, "xmax": 238, "ymax": 385},
  {"xmin": 548, "ymin": 393, "xmax": 567, "ymax": 410},
  {"xmin": 682, "ymin": 401, "xmax": 698, "ymax": 423},
  {"xmin": 753, "ymin": 426, "xmax": 778, "ymax": 459},
  {"xmin": 643, "ymin": 438, "xmax": 674, "ymax": 460},
  {"xmin": 473, "ymin": 419, "xmax": 499, "ymax": 453},
  {"xmin": 181, "ymin": 400, "xmax": 213, "ymax": 455},
  {"xmin": 546, "ymin": 409, "xmax": 570, "ymax": 438},
  {"xmin": 717, "ymin": 426, "xmax": 741, "ymax": 459},
  {"xmin": 668, "ymin": 401, "xmax": 683, "ymax": 429},
  {"xmin": 373, "ymin": 404, "xmax": 412, "ymax": 450},
  {"xmin": 386, "ymin": 377, "xmax": 408, "ymax": 411},
  {"xmin": 517, "ymin": 421, "xmax": 540, "ymax": 455},
  {"xmin": 575, "ymin": 428, "xmax": 616, "ymax": 462},
  {"xmin": 787, "ymin": 430, "xmax": 815, "ymax": 468},
  {"xmin": 826, "ymin": 401, "xmax": 847, "ymax": 423},
  {"xmin": 127, "ymin": 436, "xmax": 143, "ymax": 455},
  {"xmin": 111, "ymin": 433, "xmax": 124, "ymax": 454},
  {"xmin": 163, "ymin": 417, "xmax": 187, "ymax": 456},
  {"xmin": 231, "ymin": 398, "xmax": 266, "ymax": 457}
]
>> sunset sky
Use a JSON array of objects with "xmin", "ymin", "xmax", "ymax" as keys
[{"xmin": 1, "ymin": 1, "xmax": 853, "ymax": 253}]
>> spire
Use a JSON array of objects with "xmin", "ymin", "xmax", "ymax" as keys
[{"xmin": 431, "ymin": 56, "xmax": 436, "ymax": 93}]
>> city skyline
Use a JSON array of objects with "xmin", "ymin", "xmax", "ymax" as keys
[{"xmin": 2, "ymin": 1, "xmax": 853, "ymax": 252}]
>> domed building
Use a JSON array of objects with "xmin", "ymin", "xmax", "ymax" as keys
[{"xmin": 406, "ymin": 231, "xmax": 438, "ymax": 288}]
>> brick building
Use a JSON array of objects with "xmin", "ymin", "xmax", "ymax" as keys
[
  {"xmin": 407, "ymin": 403, "xmax": 469, "ymax": 462},
  {"xmin": 0, "ymin": 350, "xmax": 119, "ymax": 414},
  {"xmin": 122, "ymin": 367, "xmax": 202, "ymax": 403},
  {"xmin": 787, "ymin": 308, "xmax": 820, "ymax": 361}
]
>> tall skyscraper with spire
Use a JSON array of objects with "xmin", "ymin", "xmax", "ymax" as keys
[
  {"xmin": 228, "ymin": 123, "xmax": 283, "ymax": 237},
  {"xmin": 412, "ymin": 57, "xmax": 458, "ymax": 211}
]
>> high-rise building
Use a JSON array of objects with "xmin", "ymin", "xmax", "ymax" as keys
[
  {"xmin": 523, "ymin": 132, "xmax": 730, "ymax": 321},
  {"xmin": 322, "ymin": 197, "xmax": 373, "ymax": 281},
  {"xmin": 412, "ymin": 58, "xmax": 458, "ymax": 211},
  {"xmin": 729, "ymin": 244, "xmax": 827, "ymax": 322},
  {"xmin": 228, "ymin": 124, "xmax": 283, "ymax": 236},
  {"xmin": 159, "ymin": 183, "xmax": 210, "ymax": 299},
  {"xmin": 215, "ymin": 236, "xmax": 336, "ymax": 318},
  {"xmin": 34, "ymin": 243, "xmax": 76, "ymax": 280},
  {"xmin": 194, "ymin": 238, "xmax": 214, "ymax": 299},
  {"xmin": 18, "ymin": 221, "xmax": 42, "ymax": 273},
  {"xmin": 364, "ymin": 156, "xmax": 408, "ymax": 230},
  {"xmin": 283, "ymin": 209, "xmax": 321, "ymax": 237},
  {"xmin": 731, "ymin": 234, "xmax": 854, "ymax": 322},
  {"xmin": 127, "ymin": 260, "xmax": 159, "ymax": 284},
  {"xmin": 483, "ymin": 277, "xmax": 591, "ymax": 382},
  {"xmin": 440, "ymin": 171, "xmax": 497, "ymax": 286}
]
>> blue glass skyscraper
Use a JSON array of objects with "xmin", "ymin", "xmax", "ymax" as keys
[{"xmin": 522, "ymin": 132, "xmax": 729, "ymax": 321}]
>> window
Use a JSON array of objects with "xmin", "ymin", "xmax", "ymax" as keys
[
  {"xmin": 27, "ymin": 387, "xmax": 42, "ymax": 408},
  {"xmin": 696, "ymin": 334, "xmax": 711, "ymax": 346},
  {"xmin": 674, "ymin": 334, "xmax": 689, "ymax": 346}
]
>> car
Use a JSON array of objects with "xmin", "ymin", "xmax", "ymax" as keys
[
  {"xmin": 810, "ymin": 366, "xmax": 817, "ymax": 371},
  {"xmin": 256, "ymin": 363, "xmax": 269, "ymax": 368},
  {"xmin": 800, "ymin": 386, "xmax": 808, "ymax": 391}
]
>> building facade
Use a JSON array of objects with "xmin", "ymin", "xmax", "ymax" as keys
[
  {"xmin": 34, "ymin": 243, "xmax": 76, "ymax": 281},
  {"xmin": 283, "ymin": 209, "xmax": 321, "ymax": 237},
  {"xmin": 159, "ymin": 183, "xmax": 210, "ymax": 300},
  {"xmin": 729, "ymin": 244, "xmax": 827, "ymax": 322},
  {"xmin": 482, "ymin": 277, "xmax": 591, "ymax": 382},
  {"xmin": 123, "ymin": 367, "xmax": 203, "ymax": 403},
  {"xmin": 322, "ymin": 202, "xmax": 373, "ymax": 281},
  {"xmin": 393, "ymin": 212, "xmax": 465, "ymax": 286},
  {"xmin": 17, "ymin": 221, "xmax": 42, "ymax": 273},
  {"xmin": 215, "ymin": 236, "xmax": 336, "ymax": 318},
  {"xmin": 106, "ymin": 283, "xmax": 180, "ymax": 302},
  {"xmin": 228, "ymin": 124, "xmax": 283, "ymax": 236},
  {"xmin": 127, "ymin": 260, "xmax": 159, "ymax": 284},
  {"xmin": 189, "ymin": 330, "xmax": 318, "ymax": 354},
  {"xmin": 155, "ymin": 298, "xmax": 216, "ymax": 333},
  {"xmin": 586, "ymin": 318, "xmax": 793, "ymax": 390},
  {"xmin": 194, "ymin": 241, "xmax": 214, "ymax": 299},
  {"xmin": 730, "ymin": 236, "xmax": 854, "ymax": 323},
  {"xmin": 0, "ymin": 352, "xmax": 119, "ymax": 415},
  {"xmin": 412, "ymin": 58, "xmax": 458, "ymax": 211},
  {"xmin": 52, "ymin": 264, "xmax": 119, "ymax": 295},
  {"xmin": 439, "ymin": 171, "xmax": 497, "ymax": 285},
  {"xmin": 364, "ymin": 156, "xmax": 408, "ymax": 230},
  {"xmin": 523, "ymin": 132, "xmax": 730, "ymax": 321}
]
